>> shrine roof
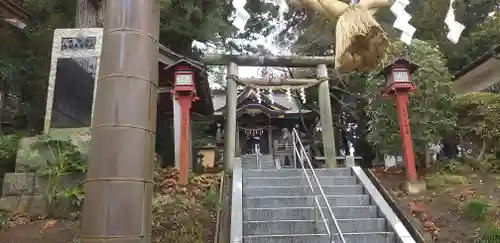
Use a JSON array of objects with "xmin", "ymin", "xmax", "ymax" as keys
[
  {"xmin": 212, "ymin": 88, "xmax": 310, "ymax": 116},
  {"xmin": 453, "ymin": 45, "xmax": 500, "ymax": 80},
  {"xmin": 0, "ymin": 0, "xmax": 30, "ymax": 26},
  {"xmin": 452, "ymin": 45, "xmax": 500, "ymax": 93}
]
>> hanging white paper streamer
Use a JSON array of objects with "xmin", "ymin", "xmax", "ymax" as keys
[
  {"xmin": 299, "ymin": 87, "xmax": 306, "ymax": 104},
  {"xmin": 390, "ymin": 0, "xmax": 415, "ymax": 45},
  {"xmin": 232, "ymin": 0, "xmax": 250, "ymax": 30},
  {"xmin": 256, "ymin": 88, "xmax": 262, "ymax": 104},
  {"xmin": 444, "ymin": 0, "xmax": 465, "ymax": 44},
  {"xmin": 268, "ymin": 88, "xmax": 275, "ymax": 104},
  {"xmin": 286, "ymin": 87, "xmax": 292, "ymax": 103}
]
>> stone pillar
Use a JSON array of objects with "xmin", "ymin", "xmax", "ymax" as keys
[
  {"xmin": 268, "ymin": 126, "xmax": 273, "ymax": 154},
  {"xmin": 317, "ymin": 64, "xmax": 337, "ymax": 168},
  {"xmin": 384, "ymin": 155, "xmax": 397, "ymax": 168},
  {"xmin": 224, "ymin": 62, "xmax": 238, "ymax": 172},
  {"xmin": 235, "ymin": 122, "xmax": 241, "ymax": 156},
  {"xmin": 346, "ymin": 155, "xmax": 355, "ymax": 167},
  {"xmin": 79, "ymin": 1, "xmax": 160, "ymax": 243},
  {"xmin": 173, "ymin": 95, "xmax": 181, "ymax": 168},
  {"xmin": 216, "ymin": 123, "xmax": 222, "ymax": 142}
]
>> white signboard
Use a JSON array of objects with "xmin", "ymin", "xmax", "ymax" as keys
[{"xmin": 44, "ymin": 28, "xmax": 103, "ymax": 133}]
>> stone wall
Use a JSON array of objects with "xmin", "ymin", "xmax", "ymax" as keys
[
  {"xmin": 16, "ymin": 128, "xmax": 90, "ymax": 172},
  {"xmin": 0, "ymin": 128, "xmax": 90, "ymax": 217}
]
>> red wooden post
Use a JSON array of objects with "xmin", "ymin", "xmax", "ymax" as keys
[
  {"xmin": 394, "ymin": 92, "xmax": 418, "ymax": 181},
  {"xmin": 177, "ymin": 95, "xmax": 195, "ymax": 185},
  {"xmin": 170, "ymin": 63, "xmax": 199, "ymax": 185},
  {"xmin": 381, "ymin": 58, "xmax": 419, "ymax": 183}
]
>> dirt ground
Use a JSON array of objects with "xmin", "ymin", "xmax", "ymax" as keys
[
  {"xmin": 1, "ymin": 168, "xmax": 221, "ymax": 243},
  {"xmin": 1, "ymin": 217, "xmax": 78, "ymax": 243},
  {"xmin": 374, "ymin": 165, "xmax": 500, "ymax": 243}
]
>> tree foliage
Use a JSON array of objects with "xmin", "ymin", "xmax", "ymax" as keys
[
  {"xmin": 365, "ymin": 40, "xmax": 456, "ymax": 157},
  {"xmin": 0, "ymin": 0, "xmax": 76, "ymax": 132},
  {"xmin": 451, "ymin": 13, "xmax": 500, "ymax": 72},
  {"xmin": 455, "ymin": 92, "xmax": 500, "ymax": 160},
  {"xmin": 0, "ymin": 0, "xmax": 281, "ymax": 133}
]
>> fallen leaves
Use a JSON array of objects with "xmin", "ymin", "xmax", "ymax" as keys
[
  {"xmin": 456, "ymin": 187, "xmax": 476, "ymax": 201},
  {"xmin": 153, "ymin": 167, "xmax": 221, "ymax": 199},
  {"xmin": 41, "ymin": 219, "xmax": 57, "ymax": 230},
  {"xmin": 5, "ymin": 213, "xmax": 32, "ymax": 228},
  {"xmin": 408, "ymin": 201, "xmax": 440, "ymax": 240},
  {"xmin": 152, "ymin": 167, "xmax": 222, "ymax": 243}
]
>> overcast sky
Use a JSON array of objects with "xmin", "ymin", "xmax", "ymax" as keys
[{"xmin": 194, "ymin": 2, "xmax": 291, "ymax": 82}]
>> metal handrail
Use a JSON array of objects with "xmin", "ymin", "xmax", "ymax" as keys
[{"xmin": 292, "ymin": 128, "xmax": 346, "ymax": 243}]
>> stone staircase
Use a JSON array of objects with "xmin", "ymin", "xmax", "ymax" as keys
[
  {"xmin": 242, "ymin": 154, "xmax": 276, "ymax": 170},
  {"xmin": 234, "ymin": 156, "xmax": 415, "ymax": 243}
]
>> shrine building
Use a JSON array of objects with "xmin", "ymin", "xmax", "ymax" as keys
[{"xmin": 211, "ymin": 87, "xmax": 318, "ymax": 165}]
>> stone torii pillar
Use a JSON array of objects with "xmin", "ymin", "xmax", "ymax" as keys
[
  {"xmin": 202, "ymin": 55, "xmax": 339, "ymax": 169},
  {"xmin": 317, "ymin": 64, "xmax": 337, "ymax": 168},
  {"xmin": 224, "ymin": 62, "xmax": 238, "ymax": 171},
  {"xmin": 79, "ymin": 1, "xmax": 160, "ymax": 242}
]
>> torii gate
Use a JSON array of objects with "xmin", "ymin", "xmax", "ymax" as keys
[
  {"xmin": 79, "ymin": 0, "xmax": 340, "ymax": 242},
  {"xmin": 201, "ymin": 55, "xmax": 339, "ymax": 171}
]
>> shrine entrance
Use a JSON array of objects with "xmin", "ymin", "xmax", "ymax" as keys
[
  {"xmin": 211, "ymin": 86, "xmax": 317, "ymax": 157},
  {"xmin": 239, "ymin": 113, "xmax": 271, "ymax": 155}
]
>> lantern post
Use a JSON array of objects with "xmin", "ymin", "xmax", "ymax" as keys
[
  {"xmin": 381, "ymin": 58, "xmax": 426, "ymax": 193},
  {"xmin": 171, "ymin": 63, "xmax": 199, "ymax": 185}
]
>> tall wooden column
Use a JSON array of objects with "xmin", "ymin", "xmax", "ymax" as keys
[
  {"xmin": 317, "ymin": 64, "xmax": 337, "ymax": 167},
  {"xmin": 224, "ymin": 62, "xmax": 238, "ymax": 172},
  {"xmin": 173, "ymin": 95, "xmax": 181, "ymax": 168},
  {"xmin": 80, "ymin": 1, "xmax": 160, "ymax": 242}
]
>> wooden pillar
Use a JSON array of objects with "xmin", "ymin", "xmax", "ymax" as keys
[
  {"xmin": 173, "ymin": 95, "xmax": 181, "ymax": 168},
  {"xmin": 317, "ymin": 64, "xmax": 337, "ymax": 167},
  {"xmin": 188, "ymin": 119, "xmax": 193, "ymax": 169},
  {"xmin": 80, "ymin": 1, "xmax": 160, "ymax": 242},
  {"xmin": 224, "ymin": 62, "xmax": 238, "ymax": 172}
]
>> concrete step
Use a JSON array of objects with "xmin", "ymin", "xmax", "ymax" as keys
[
  {"xmin": 243, "ymin": 206, "xmax": 378, "ymax": 221},
  {"xmin": 243, "ymin": 176, "xmax": 358, "ymax": 187},
  {"xmin": 243, "ymin": 195, "xmax": 371, "ymax": 208},
  {"xmin": 243, "ymin": 218, "xmax": 386, "ymax": 235},
  {"xmin": 243, "ymin": 185, "xmax": 364, "ymax": 197},
  {"xmin": 243, "ymin": 168, "xmax": 352, "ymax": 178},
  {"xmin": 242, "ymin": 165, "xmax": 276, "ymax": 170},
  {"xmin": 243, "ymin": 232, "xmax": 396, "ymax": 243}
]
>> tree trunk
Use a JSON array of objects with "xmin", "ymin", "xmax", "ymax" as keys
[
  {"xmin": 76, "ymin": 0, "xmax": 104, "ymax": 28},
  {"xmin": 441, "ymin": 136, "xmax": 458, "ymax": 159},
  {"xmin": 423, "ymin": 143, "xmax": 432, "ymax": 169},
  {"xmin": 0, "ymin": 90, "xmax": 4, "ymax": 134},
  {"xmin": 476, "ymin": 139, "xmax": 487, "ymax": 162}
]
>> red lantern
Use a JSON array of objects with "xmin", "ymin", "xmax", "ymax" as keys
[
  {"xmin": 383, "ymin": 58, "xmax": 418, "ymax": 94},
  {"xmin": 173, "ymin": 65, "xmax": 196, "ymax": 93},
  {"xmin": 381, "ymin": 57, "xmax": 419, "ymax": 182},
  {"xmin": 166, "ymin": 61, "xmax": 200, "ymax": 185}
]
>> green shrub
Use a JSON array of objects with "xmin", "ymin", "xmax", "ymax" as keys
[
  {"xmin": 0, "ymin": 134, "xmax": 22, "ymax": 171},
  {"xmin": 0, "ymin": 211, "xmax": 7, "ymax": 230},
  {"xmin": 23, "ymin": 136, "xmax": 88, "ymax": 216},
  {"xmin": 475, "ymin": 223, "xmax": 500, "ymax": 243},
  {"xmin": 441, "ymin": 161, "xmax": 462, "ymax": 174},
  {"xmin": 425, "ymin": 173, "xmax": 467, "ymax": 189},
  {"xmin": 201, "ymin": 185, "xmax": 221, "ymax": 209},
  {"xmin": 465, "ymin": 199, "xmax": 490, "ymax": 221}
]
